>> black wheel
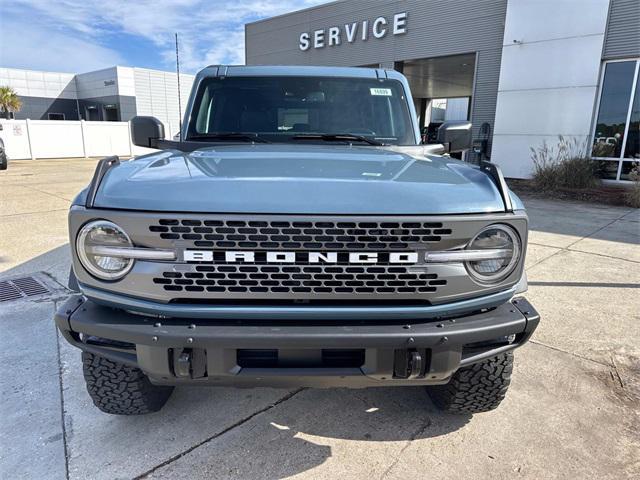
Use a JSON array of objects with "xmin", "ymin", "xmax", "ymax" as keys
[
  {"xmin": 82, "ymin": 352, "xmax": 174, "ymax": 415},
  {"xmin": 426, "ymin": 352, "xmax": 513, "ymax": 414}
]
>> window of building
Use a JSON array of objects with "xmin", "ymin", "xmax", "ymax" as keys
[
  {"xmin": 47, "ymin": 113, "xmax": 65, "ymax": 120},
  {"xmin": 86, "ymin": 106, "xmax": 100, "ymax": 121},
  {"xmin": 591, "ymin": 59, "xmax": 640, "ymax": 180},
  {"xmin": 104, "ymin": 105, "xmax": 119, "ymax": 122}
]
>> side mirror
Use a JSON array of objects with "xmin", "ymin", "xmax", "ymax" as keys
[
  {"xmin": 131, "ymin": 116, "xmax": 165, "ymax": 148},
  {"xmin": 437, "ymin": 121, "xmax": 472, "ymax": 153}
]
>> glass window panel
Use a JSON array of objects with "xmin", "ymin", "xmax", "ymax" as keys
[
  {"xmin": 619, "ymin": 161, "xmax": 640, "ymax": 181},
  {"xmin": 624, "ymin": 74, "xmax": 640, "ymax": 159},
  {"xmin": 188, "ymin": 76, "xmax": 415, "ymax": 145},
  {"xmin": 595, "ymin": 160, "xmax": 620, "ymax": 180},
  {"xmin": 592, "ymin": 61, "xmax": 636, "ymax": 158}
]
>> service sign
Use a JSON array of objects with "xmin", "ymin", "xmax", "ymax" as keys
[{"xmin": 299, "ymin": 12, "xmax": 407, "ymax": 51}]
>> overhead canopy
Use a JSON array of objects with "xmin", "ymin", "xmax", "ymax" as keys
[{"xmin": 402, "ymin": 53, "xmax": 476, "ymax": 98}]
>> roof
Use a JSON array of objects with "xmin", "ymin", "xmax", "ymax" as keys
[{"xmin": 197, "ymin": 65, "xmax": 405, "ymax": 81}]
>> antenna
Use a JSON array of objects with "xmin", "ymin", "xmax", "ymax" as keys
[{"xmin": 175, "ymin": 32, "xmax": 183, "ymax": 142}]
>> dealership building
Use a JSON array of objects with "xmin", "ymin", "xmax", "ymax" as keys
[
  {"xmin": 246, "ymin": 0, "xmax": 640, "ymax": 180},
  {"xmin": 0, "ymin": 66, "xmax": 194, "ymax": 137}
]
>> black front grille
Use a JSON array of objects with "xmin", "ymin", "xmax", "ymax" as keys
[
  {"xmin": 153, "ymin": 264, "xmax": 447, "ymax": 295},
  {"xmin": 149, "ymin": 219, "xmax": 452, "ymax": 250}
]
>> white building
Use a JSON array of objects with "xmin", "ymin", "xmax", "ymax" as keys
[{"xmin": 0, "ymin": 66, "xmax": 194, "ymax": 137}]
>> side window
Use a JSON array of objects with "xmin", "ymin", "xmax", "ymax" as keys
[
  {"xmin": 195, "ymin": 88, "xmax": 212, "ymax": 133},
  {"xmin": 624, "ymin": 77, "xmax": 640, "ymax": 160},
  {"xmin": 591, "ymin": 59, "xmax": 640, "ymax": 180},
  {"xmin": 592, "ymin": 61, "xmax": 636, "ymax": 158}
]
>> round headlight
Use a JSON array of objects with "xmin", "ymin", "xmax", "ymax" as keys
[
  {"xmin": 465, "ymin": 224, "xmax": 521, "ymax": 283},
  {"xmin": 76, "ymin": 220, "xmax": 134, "ymax": 280}
]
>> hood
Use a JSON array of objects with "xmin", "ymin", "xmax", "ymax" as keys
[{"xmin": 90, "ymin": 144, "xmax": 507, "ymax": 214}]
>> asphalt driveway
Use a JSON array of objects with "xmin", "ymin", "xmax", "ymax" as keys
[{"xmin": 1, "ymin": 159, "xmax": 638, "ymax": 479}]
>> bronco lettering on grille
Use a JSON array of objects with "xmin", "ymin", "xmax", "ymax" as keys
[{"xmin": 183, "ymin": 250, "xmax": 419, "ymax": 264}]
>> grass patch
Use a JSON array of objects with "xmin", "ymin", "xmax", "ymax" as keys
[
  {"xmin": 530, "ymin": 136, "xmax": 599, "ymax": 191},
  {"xmin": 625, "ymin": 162, "xmax": 640, "ymax": 208}
]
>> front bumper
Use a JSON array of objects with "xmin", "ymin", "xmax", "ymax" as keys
[{"xmin": 55, "ymin": 296, "xmax": 539, "ymax": 388}]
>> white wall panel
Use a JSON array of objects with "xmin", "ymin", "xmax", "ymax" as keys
[
  {"xmin": 492, "ymin": 0, "xmax": 609, "ymax": 178},
  {"xmin": 83, "ymin": 121, "xmax": 132, "ymax": 157},
  {"xmin": 0, "ymin": 69, "xmax": 77, "ymax": 99},
  {"xmin": 492, "ymin": 134, "xmax": 590, "ymax": 178},
  {"xmin": 27, "ymin": 88, "xmax": 47, "ymax": 98},
  {"xmin": 494, "ymin": 87, "xmax": 599, "ymax": 135},
  {"xmin": 498, "ymin": 35, "xmax": 605, "ymax": 91},
  {"xmin": 25, "ymin": 71, "xmax": 42, "ymax": 81},
  {"xmin": 28, "ymin": 121, "xmax": 85, "ymax": 158},
  {"xmin": 0, "ymin": 121, "xmax": 32, "ymax": 159},
  {"xmin": 0, "ymin": 120, "xmax": 149, "ymax": 159},
  {"xmin": 116, "ymin": 67, "xmax": 136, "ymax": 96},
  {"xmin": 502, "ymin": 0, "xmax": 609, "ymax": 44},
  {"xmin": 132, "ymin": 68, "xmax": 195, "ymax": 138}
]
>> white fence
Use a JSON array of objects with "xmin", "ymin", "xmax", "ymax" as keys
[{"xmin": 0, "ymin": 120, "xmax": 157, "ymax": 160}]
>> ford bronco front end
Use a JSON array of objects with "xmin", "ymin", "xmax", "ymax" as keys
[{"xmin": 55, "ymin": 66, "xmax": 539, "ymax": 415}]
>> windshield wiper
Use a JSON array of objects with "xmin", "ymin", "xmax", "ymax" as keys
[
  {"xmin": 291, "ymin": 133, "xmax": 384, "ymax": 146},
  {"xmin": 188, "ymin": 133, "xmax": 271, "ymax": 143}
]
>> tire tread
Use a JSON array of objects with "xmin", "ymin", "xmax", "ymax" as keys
[
  {"xmin": 82, "ymin": 352, "xmax": 173, "ymax": 415},
  {"xmin": 427, "ymin": 352, "xmax": 513, "ymax": 414}
]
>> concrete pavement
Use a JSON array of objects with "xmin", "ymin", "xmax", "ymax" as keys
[{"xmin": 1, "ymin": 159, "xmax": 638, "ymax": 479}]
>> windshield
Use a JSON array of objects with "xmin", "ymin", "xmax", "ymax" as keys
[{"xmin": 187, "ymin": 76, "xmax": 416, "ymax": 145}]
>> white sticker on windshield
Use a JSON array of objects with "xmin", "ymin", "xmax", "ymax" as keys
[{"xmin": 370, "ymin": 88, "xmax": 392, "ymax": 96}]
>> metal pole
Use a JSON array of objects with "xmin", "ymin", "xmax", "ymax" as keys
[{"xmin": 175, "ymin": 33, "xmax": 183, "ymax": 142}]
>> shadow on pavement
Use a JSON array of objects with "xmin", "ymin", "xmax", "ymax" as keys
[
  {"xmin": 520, "ymin": 195, "xmax": 638, "ymax": 245},
  {"xmin": 133, "ymin": 386, "xmax": 472, "ymax": 479},
  {"xmin": 1, "ymin": 243, "xmax": 71, "ymax": 284},
  {"xmin": 172, "ymin": 385, "xmax": 471, "ymax": 441}
]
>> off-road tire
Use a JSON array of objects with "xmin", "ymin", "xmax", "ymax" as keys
[
  {"xmin": 82, "ymin": 352, "xmax": 174, "ymax": 415},
  {"xmin": 426, "ymin": 352, "xmax": 513, "ymax": 414}
]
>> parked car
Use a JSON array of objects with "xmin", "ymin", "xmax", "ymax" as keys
[
  {"xmin": 0, "ymin": 127, "xmax": 7, "ymax": 170},
  {"xmin": 55, "ymin": 65, "xmax": 539, "ymax": 416}
]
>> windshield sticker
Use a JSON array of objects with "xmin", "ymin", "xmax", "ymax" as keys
[{"xmin": 370, "ymin": 88, "xmax": 392, "ymax": 96}]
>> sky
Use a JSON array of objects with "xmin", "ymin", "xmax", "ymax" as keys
[{"xmin": 0, "ymin": 0, "xmax": 328, "ymax": 74}]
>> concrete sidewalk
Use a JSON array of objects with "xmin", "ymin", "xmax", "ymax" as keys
[{"xmin": 1, "ymin": 159, "xmax": 638, "ymax": 479}]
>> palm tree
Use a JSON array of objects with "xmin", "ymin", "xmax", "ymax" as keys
[{"xmin": 0, "ymin": 86, "xmax": 22, "ymax": 119}]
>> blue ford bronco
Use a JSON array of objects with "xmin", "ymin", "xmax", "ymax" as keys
[{"xmin": 55, "ymin": 66, "xmax": 539, "ymax": 415}]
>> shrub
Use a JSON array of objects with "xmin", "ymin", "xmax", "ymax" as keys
[
  {"xmin": 625, "ymin": 162, "xmax": 640, "ymax": 208},
  {"xmin": 530, "ymin": 136, "xmax": 599, "ymax": 191}
]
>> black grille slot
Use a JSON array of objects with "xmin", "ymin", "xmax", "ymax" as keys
[
  {"xmin": 322, "ymin": 349, "xmax": 365, "ymax": 368},
  {"xmin": 151, "ymin": 219, "xmax": 452, "ymax": 250},
  {"xmin": 237, "ymin": 349, "xmax": 365, "ymax": 368},
  {"xmin": 153, "ymin": 264, "xmax": 446, "ymax": 295},
  {"xmin": 237, "ymin": 349, "xmax": 278, "ymax": 368}
]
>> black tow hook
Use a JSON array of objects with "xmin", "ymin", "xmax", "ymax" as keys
[
  {"xmin": 175, "ymin": 350, "xmax": 192, "ymax": 378},
  {"xmin": 393, "ymin": 349, "xmax": 428, "ymax": 379},
  {"xmin": 173, "ymin": 348, "xmax": 207, "ymax": 379},
  {"xmin": 407, "ymin": 351, "xmax": 424, "ymax": 379}
]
